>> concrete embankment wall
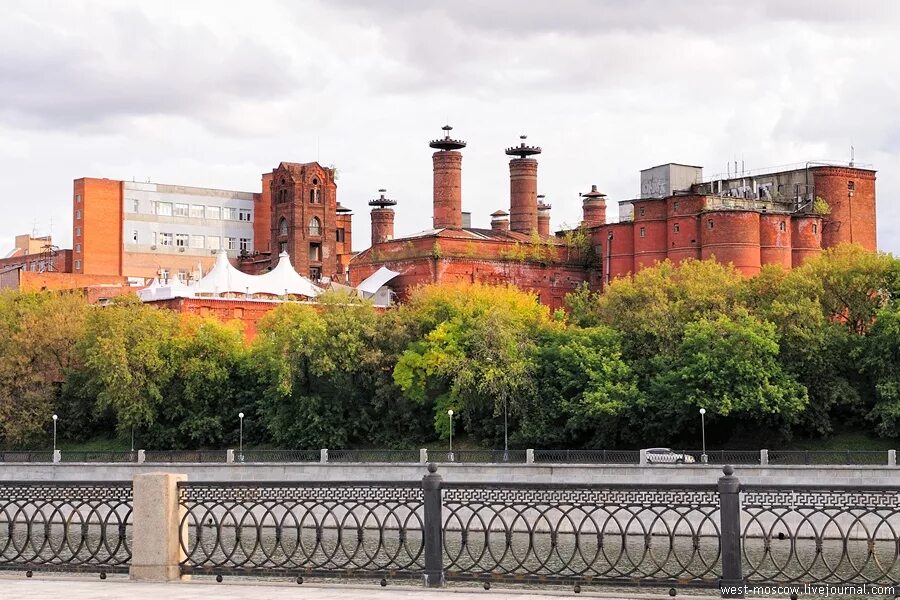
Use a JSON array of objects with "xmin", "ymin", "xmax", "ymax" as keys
[{"xmin": 1, "ymin": 462, "xmax": 898, "ymax": 486}]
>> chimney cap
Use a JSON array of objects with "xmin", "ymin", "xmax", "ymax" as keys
[
  {"xmin": 369, "ymin": 188, "xmax": 397, "ymax": 208},
  {"xmin": 429, "ymin": 124, "xmax": 467, "ymax": 151},
  {"xmin": 336, "ymin": 201, "xmax": 353, "ymax": 214},
  {"xmin": 582, "ymin": 184, "xmax": 607, "ymax": 199},
  {"xmin": 490, "ymin": 209, "xmax": 510, "ymax": 218},
  {"xmin": 505, "ymin": 134, "xmax": 542, "ymax": 158}
]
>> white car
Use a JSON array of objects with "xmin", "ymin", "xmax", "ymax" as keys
[{"xmin": 645, "ymin": 448, "xmax": 696, "ymax": 464}]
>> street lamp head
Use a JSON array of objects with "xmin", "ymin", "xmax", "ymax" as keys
[
  {"xmin": 52, "ymin": 414, "xmax": 58, "ymax": 421},
  {"xmin": 239, "ymin": 412, "xmax": 244, "ymax": 419},
  {"xmin": 448, "ymin": 409, "xmax": 453, "ymax": 416},
  {"xmin": 699, "ymin": 408, "xmax": 706, "ymax": 415}
]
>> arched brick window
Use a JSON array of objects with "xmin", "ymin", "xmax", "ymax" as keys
[
  {"xmin": 309, "ymin": 217, "xmax": 322, "ymax": 236},
  {"xmin": 279, "ymin": 217, "xmax": 288, "ymax": 236}
]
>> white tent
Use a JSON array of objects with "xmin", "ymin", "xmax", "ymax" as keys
[
  {"xmin": 254, "ymin": 252, "xmax": 323, "ymax": 298},
  {"xmin": 357, "ymin": 266, "xmax": 400, "ymax": 296},
  {"xmin": 193, "ymin": 251, "xmax": 257, "ymax": 296},
  {"xmin": 154, "ymin": 277, "xmax": 196, "ymax": 300},
  {"xmin": 138, "ymin": 278, "xmax": 162, "ymax": 301}
]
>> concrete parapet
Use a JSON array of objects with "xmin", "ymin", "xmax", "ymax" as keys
[{"xmin": 130, "ymin": 472, "xmax": 188, "ymax": 582}]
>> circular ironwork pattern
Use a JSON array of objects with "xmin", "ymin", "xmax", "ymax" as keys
[
  {"xmin": 742, "ymin": 487, "xmax": 900, "ymax": 585},
  {"xmin": 0, "ymin": 482, "xmax": 132, "ymax": 573},
  {"xmin": 441, "ymin": 485, "xmax": 722, "ymax": 584},
  {"xmin": 178, "ymin": 483, "xmax": 425, "ymax": 576}
]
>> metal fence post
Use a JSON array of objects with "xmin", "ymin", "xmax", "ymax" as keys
[
  {"xmin": 759, "ymin": 449, "xmax": 768, "ymax": 466},
  {"xmin": 138, "ymin": 449, "xmax": 146, "ymax": 464},
  {"xmin": 420, "ymin": 448, "xmax": 428, "ymax": 464},
  {"xmin": 226, "ymin": 449, "xmax": 234, "ymax": 464},
  {"xmin": 320, "ymin": 448, "xmax": 328, "ymax": 464},
  {"xmin": 718, "ymin": 465, "xmax": 744, "ymax": 598},
  {"xmin": 422, "ymin": 463, "xmax": 444, "ymax": 587},
  {"xmin": 526, "ymin": 449, "xmax": 534, "ymax": 464}
]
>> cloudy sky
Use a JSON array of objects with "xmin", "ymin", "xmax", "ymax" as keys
[{"xmin": 2, "ymin": 0, "xmax": 899, "ymax": 254}]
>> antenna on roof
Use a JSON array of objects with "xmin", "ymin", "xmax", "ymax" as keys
[{"xmin": 850, "ymin": 144, "xmax": 855, "ymax": 167}]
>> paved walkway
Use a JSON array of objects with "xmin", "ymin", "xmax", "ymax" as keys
[{"xmin": 0, "ymin": 575, "xmax": 724, "ymax": 599}]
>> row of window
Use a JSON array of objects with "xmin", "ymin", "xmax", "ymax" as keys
[
  {"xmin": 278, "ymin": 217, "xmax": 324, "ymax": 237},
  {"xmin": 128, "ymin": 231, "xmax": 250, "ymax": 252},
  {"xmin": 276, "ymin": 188, "xmax": 322, "ymax": 204},
  {"xmin": 135, "ymin": 201, "xmax": 252, "ymax": 222},
  {"xmin": 638, "ymin": 220, "xmax": 816, "ymax": 238},
  {"xmin": 277, "ymin": 241, "xmax": 322, "ymax": 263}
]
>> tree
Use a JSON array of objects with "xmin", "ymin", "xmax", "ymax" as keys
[
  {"xmin": 75, "ymin": 296, "xmax": 180, "ymax": 437},
  {"xmin": 857, "ymin": 304, "xmax": 900, "ymax": 437},
  {"xmin": 0, "ymin": 291, "xmax": 88, "ymax": 446},
  {"xmin": 394, "ymin": 283, "xmax": 550, "ymax": 443},
  {"xmin": 517, "ymin": 326, "xmax": 641, "ymax": 447},
  {"xmin": 647, "ymin": 310, "xmax": 808, "ymax": 443}
]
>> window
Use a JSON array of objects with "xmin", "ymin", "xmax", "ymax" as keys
[
  {"xmin": 310, "ymin": 267, "xmax": 321, "ymax": 280},
  {"xmin": 75, "ymin": 243, "xmax": 81, "ymax": 253},
  {"xmin": 279, "ymin": 241, "xmax": 287, "ymax": 254},
  {"xmin": 174, "ymin": 203, "xmax": 189, "ymax": 217},
  {"xmin": 308, "ymin": 217, "xmax": 322, "ymax": 236},
  {"xmin": 131, "ymin": 199, "xmax": 139, "ymax": 213},
  {"xmin": 75, "ymin": 227, "xmax": 81, "ymax": 237},
  {"xmin": 160, "ymin": 233, "xmax": 173, "ymax": 246},
  {"xmin": 226, "ymin": 237, "xmax": 237, "ymax": 250},
  {"xmin": 132, "ymin": 230, "xmax": 138, "ymax": 243},
  {"xmin": 279, "ymin": 217, "xmax": 288, "ymax": 236},
  {"xmin": 639, "ymin": 227, "xmax": 646, "ymax": 238},
  {"xmin": 309, "ymin": 242, "xmax": 322, "ymax": 261},
  {"xmin": 190, "ymin": 204, "xmax": 204, "ymax": 218},
  {"xmin": 75, "ymin": 194, "xmax": 81, "ymax": 203},
  {"xmin": 74, "ymin": 259, "xmax": 81, "ymax": 270},
  {"xmin": 673, "ymin": 201, "xmax": 679, "ymax": 212},
  {"xmin": 812, "ymin": 223, "xmax": 818, "ymax": 234},
  {"xmin": 336, "ymin": 228, "xmax": 346, "ymax": 242},
  {"xmin": 176, "ymin": 234, "xmax": 189, "ymax": 248},
  {"xmin": 206, "ymin": 206, "xmax": 220, "ymax": 220},
  {"xmin": 278, "ymin": 189, "xmax": 288, "ymax": 203},
  {"xmin": 309, "ymin": 188, "xmax": 320, "ymax": 204},
  {"xmin": 75, "ymin": 209, "xmax": 81, "ymax": 219},
  {"xmin": 848, "ymin": 181, "xmax": 855, "ymax": 191},
  {"xmin": 155, "ymin": 202, "xmax": 173, "ymax": 216},
  {"xmin": 152, "ymin": 232, "xmax": 158, "ymax": 246},
  {"xmin": 207, "ymin": 236, "xmax": 220, "ymax": 250},
  {"xmin": 240, "ymin": 238, "xmax": 250, "ymax": 252},
  {"xmin": 239, "ymin": 209, "xmax": 252, "ymax": 221},
  {"xmin": 779, "ymin": 221, "xmax": 786, "ymax": 232},
  {"xmin": 707, "ymin": 219, "xmax": 714, "ymax": 230},
  {"xmin": 639, "ymin": 207, "xmax": 645, "ymax": 217},
  {"xmin": 159, "ymin": 269, "xmax": 169, "ymax": 282},
  {"xmin": 673, "ymin": 223, "xmax": 680, "ymax": 233},
  {"xmin": 223, "ymin": 207, "xmax": 237, "ymax": 220},
  {"xmin": 190, "ymin": 235, "xmax": 205, "ymax": 249}
]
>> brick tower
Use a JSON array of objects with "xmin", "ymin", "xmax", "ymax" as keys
[
  {"xmin": 537, "ymin": 195, "xmax": 551, "ymax": 237},
  {"xmin": 429, "ymin": 125, "xmax": 466, "ymax": 229},
  {"xmin": 369, "ymin": 189, "xmax": 397, "ymax": 245},
  {"xmin": 269, "ymin": 162, "xmax": 337, "ymax": 281},
  {"xmin": 506, "ymin": 135, "xmax": 542, "ymax": 235},
  {"xmin": 581, "ymin": 185, "xmax": 607, "ymax": 227}
]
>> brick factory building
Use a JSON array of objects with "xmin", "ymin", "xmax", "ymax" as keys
[
  {"xmin": 348, "ymin": 128, "xmax": 878, "ymax": 309},
  {"xmin": 2, "ymin": 127, "xmax": 879, "ymax": 320}
]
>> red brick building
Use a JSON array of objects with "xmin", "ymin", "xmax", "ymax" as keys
[{"xmin": 349, "ymin": 131, "xmax": 878, "ymax": 308}]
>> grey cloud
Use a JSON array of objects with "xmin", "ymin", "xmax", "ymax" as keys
[{"xmin": 0, "ymin": 5, "xmax": 303, "ymax": 131}]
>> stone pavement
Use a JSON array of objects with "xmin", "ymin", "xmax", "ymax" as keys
[{"xmin": 0, "ymin": 575, "xmax": 726, "ymax": 600}]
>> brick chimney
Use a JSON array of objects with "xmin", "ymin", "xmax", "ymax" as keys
[
  {"xmin": 581, "ymin": 184, "xmax": 607, "ymax": 227},
  {"xmin": 429, "ymin": 125, "xmax": 466, "ymax": 229},
  {"xmin": 506, "ymin": 135, "xmax": 542, "ymax": 234},
  {"xmin": 491, "ymin": 210, "xmax": 510, "ymax": 232},
  {"xmin": 369, "ymin": 189, "xmax": 396, "ymax": 245},
  {"xmin": 537, "ymin": 195, "xmax": 551, "ymax": 237}
]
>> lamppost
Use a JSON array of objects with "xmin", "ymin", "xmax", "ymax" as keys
[
  {"xmin": 447, "ymin": 409, "xmax": 454, "ymax": 462},
  {"xmin": 52, "ymin": 414, "xmax": 58, "ymax": 454},
  {"xmin": 238, "ymin": 412, "xmax": 244, "ymax": 463},
  {"xmin": 503, "ymin": 398, "xmax": 509, "ymax": 463},
  {"xmin": 699, "ymin": 408, "xmax": 708, "ymax": 464},
  {"xmin": 131, "ymin": 425, "xmax": 135, "ymax": 453}
]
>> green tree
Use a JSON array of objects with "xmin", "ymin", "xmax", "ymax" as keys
[{"xmin": 0, "ymin": 291, "xmax": 88, "ymax": 446}]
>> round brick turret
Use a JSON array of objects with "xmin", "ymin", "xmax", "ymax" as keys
[
  {"xmin": 581, "ymin": 185, "xmax": 607, "ymax": 227},
  {"xmin": 430, "ymin": 125, "xmax": 466, "ymax": 230},
  {"xmin": 701, "ymin": 211, "xmax": 761, "ymax": 276},
  {"xmin": 537, "ymin": 196, "xmax": 551, "ymax": 237},
  {"xmin": 369, "ymin": 189, "xmax": 396, "ymax": 245}
]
